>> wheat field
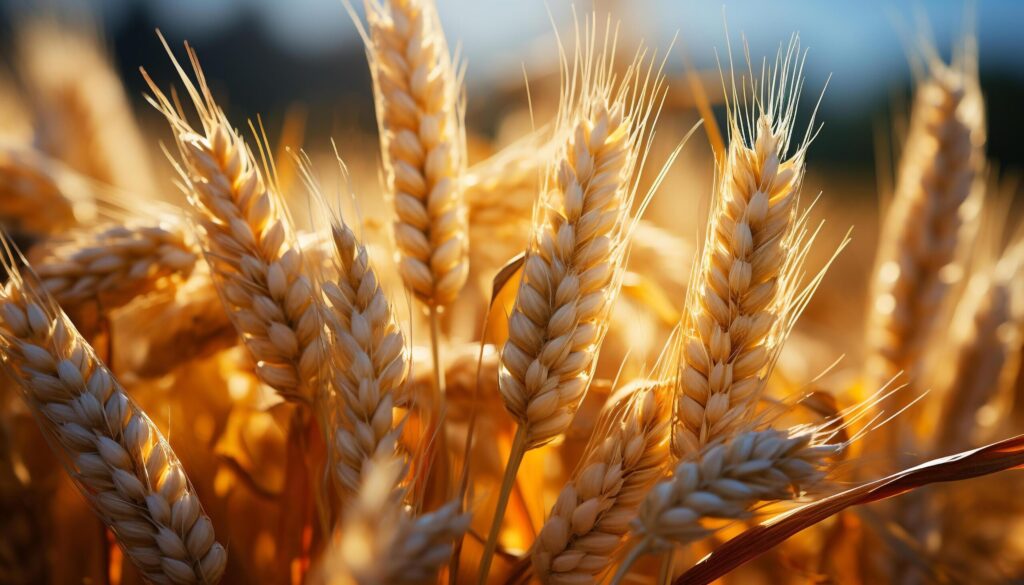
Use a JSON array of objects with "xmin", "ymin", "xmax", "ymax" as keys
[{"xmin": 0, "ymin": 2, "xmax": 1023, "ymax": 584}]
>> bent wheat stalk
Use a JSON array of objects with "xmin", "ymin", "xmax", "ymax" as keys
[
  {"xmin": 143, "ymin": 41, "xmax": 320, "ymax": 404},
  {"xmin": 0, "ymin": 247, "xmax": 225, "ymax": 584}
]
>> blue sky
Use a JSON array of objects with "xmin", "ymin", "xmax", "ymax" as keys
[{"xmin": 68, "ymin": 0, "xmax": 1024, "ymax": 117}]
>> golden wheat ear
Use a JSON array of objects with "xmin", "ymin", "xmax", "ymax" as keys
[
  {"xmin": 0, "ymin": 233, "xmax": 227, "ymax": 584},
  {"xmin": 533, "ymin": 326, "xmax": 680, "ymax": 584},
  {"xmin": 17, "ymin": 19, "xmax": 157, "ymax": 196},
  {"xmin": 349, "ymin": 0, "xmax": 469, "ymax": 309},
  {"xmin": 865, "ymin": 31, "xmax": 986, "ymax": 423},
  {"xmin": 935, "ymin": 238, "xmax": 1024, "ymax": 455},
  {"xmin": 672, "ymin": 35, "xmax": 843, "ymax": 459},
  {"xmin": 142, "ymin": 34, "xmax": 322, "ymax": 405},
  {"xmin": 479, "ymin": 14, "xmax": 684, "ymax": 582},
  {"xmin": 0, "ymin": 144, "xmax": 101, "ymax": 236},
  {"xmin": 28, "ymin": 217, "xmax": 197, "ymax": 311},
  {"xmin": 292, "ymin": 152, "xmax": 412, "ymax": 502}
]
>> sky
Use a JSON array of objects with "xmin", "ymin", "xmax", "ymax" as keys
[{"xmin": 76, "ymin": 0, "xmax": 1024, "ymax": 117}]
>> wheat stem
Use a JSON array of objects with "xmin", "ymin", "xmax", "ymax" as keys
[
  {"xmin": 657, "ymin": 552, "xmax": 674, "ymax": 585},
  {"xmin": 429, "ymin": 305, "xmax": 446, "ymax": 404},
  {"xmin": 477, "ymin": 424, "xmax": 527, "ymax": 585},
  {"xmin": 609, "ymin": 537, "xmax": 651, "ymax": 585}
]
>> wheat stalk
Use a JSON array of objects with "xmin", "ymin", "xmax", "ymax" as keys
[
  {"xmin": 672, "ymin": 39, "xmax": 815, "ymax": 458},
  {"xmin": 0, "ymin": 248, "xmax": 226, "ymax": 584},
  {"xmin": 143, "ymin": 42, "xmax": 321, "ymax": 404},
  {"xmin": 18, "ymin": 20, "xmax": 156, "ymax": 196},
  {"xmin": 532, "ymin": 380, "xmax": 672, "ymax": 584},
  {"xmin": 321, "ymin": 219, "xmax": 409, "ymax": 497},
  {"xmin": 866, "ymin": 45, "xmax": 985, "ymax": 402},
  {"xmin": 29, "ymin": 219, "xmax": 197, "ymax": 310},
  {"xmin": 359, "ymin": 0, "xmax": 468, "ymax": 308}
]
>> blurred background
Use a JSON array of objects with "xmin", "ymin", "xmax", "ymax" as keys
[{"xmin": 1, "ymin": 0, "xmax": 1023, "ymax": 173}]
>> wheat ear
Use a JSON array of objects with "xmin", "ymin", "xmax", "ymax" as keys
[
  {"xmin": 118, "ymin": 231, "xmax": 335, "ymax": 379},
  {"xmin": 315, "ymin": 454, "xmax": 469, "ymax": 585},
  {"xmin": 936, "ymin": 242, "xmax": 1024, "ymax": 454},
  {"xmin": 143, "ymin": 41, "xmax": 320, "ymax": 404},
  {"xmin": 480, "ymin": 20, "xmax": 670, "ymax": 581},
  {"xmin": 30, "ymin": 219, "xmax": 197, "ymax": 310},
  {"xmin": 358, "ymin": 0, "xmax": 468, "ymax": 308},
  {"xmin": 0, "ymin": 246, "xmax": 226, "ymax": 584},
  {"xmin": 321, "ymin": 219, "xmax": 409, "ymax": 497},
  {"xmin": 464, "ymin": 129, "xmax": 555, "ymax": 273},
  {"xmin": 609, "ymin": 427, "xmax": 837, "ymax": 583},
  {"xmin": 866, "ymin": 44, "xmax": 985, "ymax": 399},
  {"xmin": 673, "ymin": 38, "xmax": 815, "ymax": 458},
  {"xmin": 532, "ymin": 380, "xmax": 671, "ymax": 584},
  {"xmin": 18, "ymin": 20, "xmax": 156, "ymax": 196},
  {"xmin": 0, "ymin": 144, "xmax": 98, "ymax": 235}
]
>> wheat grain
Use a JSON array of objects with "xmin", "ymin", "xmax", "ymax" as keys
[
  {"xmin": 322, "ymin": 220, "xmax": 409, "ymax": 497},
  {"xmin": 0, "ymin": 253, "xmax": 226, "ymax": 584},
  {"xmin": 29, "ymin": 218, "xmax": 197, "ymax": 310},
  {"xmin": 532, "ymin": 380, "xmax": 671, "ymax": 584},
  {"xmin": 143, "ymin": 43, "xmax": 320, "ymax": 404},
  {"xmin": 866, "ymin": 48, "xmax": 985, "ymax": 399},
  {"xmin": 635, "ymin": 427, "xmax": 837, "ymax": 551},
  {"xmin": 18, "ymin": 21, "xmax": 156, "ymax": 196},
  {"xmin": 673, "ymin": 42, "xmax": 812, "ymax": 458},
  {"xmin": 360, "ymin": 0, "xmax": 468, "ymax": 307}
]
